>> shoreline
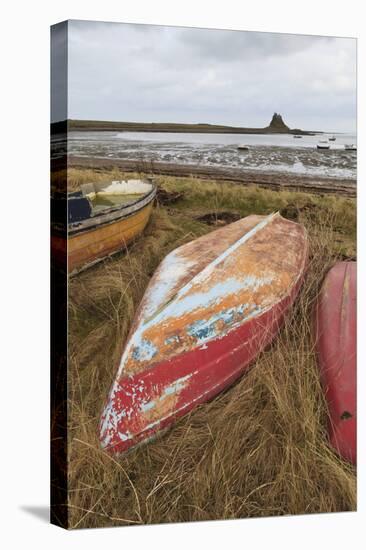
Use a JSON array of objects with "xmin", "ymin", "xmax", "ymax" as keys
[{"xmin": 69, "ymin": 155, "xmax": 356, "ymax": 198}]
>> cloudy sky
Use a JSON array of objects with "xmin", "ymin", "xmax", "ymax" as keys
[{"xmin": 61, "ymin": 20, "xmax": 356, "ymax": 132}]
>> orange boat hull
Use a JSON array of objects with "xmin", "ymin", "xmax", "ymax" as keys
[{"xmin": 67, "ymin": 201, "xmax": 153, "ymax": 273}]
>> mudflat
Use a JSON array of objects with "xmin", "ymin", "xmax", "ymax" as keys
[{"xmin": 69, "ymin": 155, "xmax": 356, "ymax": 197}]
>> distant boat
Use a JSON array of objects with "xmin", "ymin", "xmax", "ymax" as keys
[
  {"xmin": 317, "ymin": 141, "xmax": 330, "ymax": 150},
  {"xmin": 293, "ymin": 135, "xmax": 303, "ymax": 139},
  {"xmin": 344, "ymin": 144, "xmax": 357, "ymax": 151},
  {"xmin": 237, "ymin": 144, "xmax": 249, "ymax": 151},
  {"xmin": 329, "ymin": 136, "xmax": 336, "ymax": 141}
]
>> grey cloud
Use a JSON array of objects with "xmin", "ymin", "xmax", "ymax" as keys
[
  {"xmin": 65, "ymin": 20, "xmax": 356, "ymax": 132},
  {"xmin": 173, "ymin": 27, "xmax": 334, "ymax": 62}
]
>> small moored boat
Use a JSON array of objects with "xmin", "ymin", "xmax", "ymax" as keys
[
  {"xmin": 100, "ymin": 212, "xmax": 308, "ymax": 454},
  {"xmin": 52, "ymin": 179, "xmax": 156, "ymax": 274},
  {"xmin": 293, "ymin": 135, "xmax": 303, "ymax": 138},
  {"xmin": 314, "ymin": 262, "xmax": 356, "ymax": 464},
  {"xmin": 237, "ymin": 144, "xmax": 249, "ymax": 151},
  {"xmin": 344, "ymin": 144, "xmax": 357, "ymax": 151},
  {"xmin": 329, "ymin": 136, "xmax": 336, "ymax": 141},
  {"xmin": 317, "ymin": 140, "xmax": 330, "ymax": 150}
]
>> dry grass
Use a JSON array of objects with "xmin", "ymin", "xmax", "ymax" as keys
[{"xmin": 67, "ymin": 169, "xmax": 356, "ymax": 529}]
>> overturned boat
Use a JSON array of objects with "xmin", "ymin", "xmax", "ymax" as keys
[
  {"xmin": 314, "ymin": 262, "xmax": 356, "ymax": 465},
  {"xmin": 52, "ymin": 179, "xmax": 156, "ymax": 274},
  {"xmin": 100, "ymin": 212, "xmax": 308, "ymax": 454}
]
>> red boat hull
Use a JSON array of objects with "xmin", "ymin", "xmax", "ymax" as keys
[
  {"xmin": 101, "ymin": 274, "xmax": 304, "ymax": 454},
  {"xmin": 314, "ymin": 262, "xmax": 356, "ymax": 464},
  {"xmin": 100, "ymin": 213, "xmax": 308, "ymax": 454}
]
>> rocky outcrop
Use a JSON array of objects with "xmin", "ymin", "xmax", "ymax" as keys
[{"xmin": 266, "ymin": 113, "xmax": 290, "ymax": 133}]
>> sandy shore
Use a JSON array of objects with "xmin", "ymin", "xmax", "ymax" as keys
[{"xmin": 68, "ymin": 155, "xmax": 356, "ymax": 198}]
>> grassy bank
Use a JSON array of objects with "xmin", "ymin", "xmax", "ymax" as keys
[
  {"xmin": 67, "ymin": 167, "xmax": 356, "ymax": 529},
  {"xmin": 66, "ymin": 118, "xmax": 312, "ymax": 134}
]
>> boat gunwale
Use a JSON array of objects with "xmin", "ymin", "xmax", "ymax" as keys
[{"xmin": 67, "ymin": 181, "xmax": 157, "ymax": 236}]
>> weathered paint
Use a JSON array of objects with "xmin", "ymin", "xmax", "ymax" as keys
[
  {"xmin": 119, "ymin": 213, "xmax": 301, "ymax": 375},
  {"xmin": 100, "ymin": 212, "xmax": 308, "ymax": 453},
  {"xmin": 314, "ymin": 261, "xmax": 356, "ymax": 464}
]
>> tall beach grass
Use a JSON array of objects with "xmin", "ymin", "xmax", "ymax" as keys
[{"xmin": 66, "ymin": 168, "xmax": 356, "ymax": 528}]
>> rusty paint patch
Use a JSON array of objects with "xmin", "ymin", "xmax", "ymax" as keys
[
  {"xmin": 119, "ymin": 213, "xmax": 306, "ymax": 376},
  {"xmin": 131, "ymin": 215, "xmax": 263, "ymax": 326}
]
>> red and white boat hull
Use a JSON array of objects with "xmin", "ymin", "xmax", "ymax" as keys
[{"xmin": 100, "ymin": 213, "xmax": 308, "ymax": 454}]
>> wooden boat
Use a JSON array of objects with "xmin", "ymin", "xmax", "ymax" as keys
[
  {"xmin": 52, "ymin": 179, "xmax": 156, "ymax": 274},
  {"xmin": 100, "ymin": 212, "xmax": 308, "ymax": 454},
  {"xmin": 314, "ymin": 262, "xmax": 356, "ymax": 464}
]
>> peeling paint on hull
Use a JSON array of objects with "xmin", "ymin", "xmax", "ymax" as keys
[
  {"xmin": 100, "ymin": 213, "xmax": 308, "ymax": 454},
  {"xmin": 314, "ymin": 261, "xmax": 356, "ymax": 465}
]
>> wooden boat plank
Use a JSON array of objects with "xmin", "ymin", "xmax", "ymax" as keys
[{"xmin": 68, "ymin": 202, "xmax": 153, "ymax": 272}]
